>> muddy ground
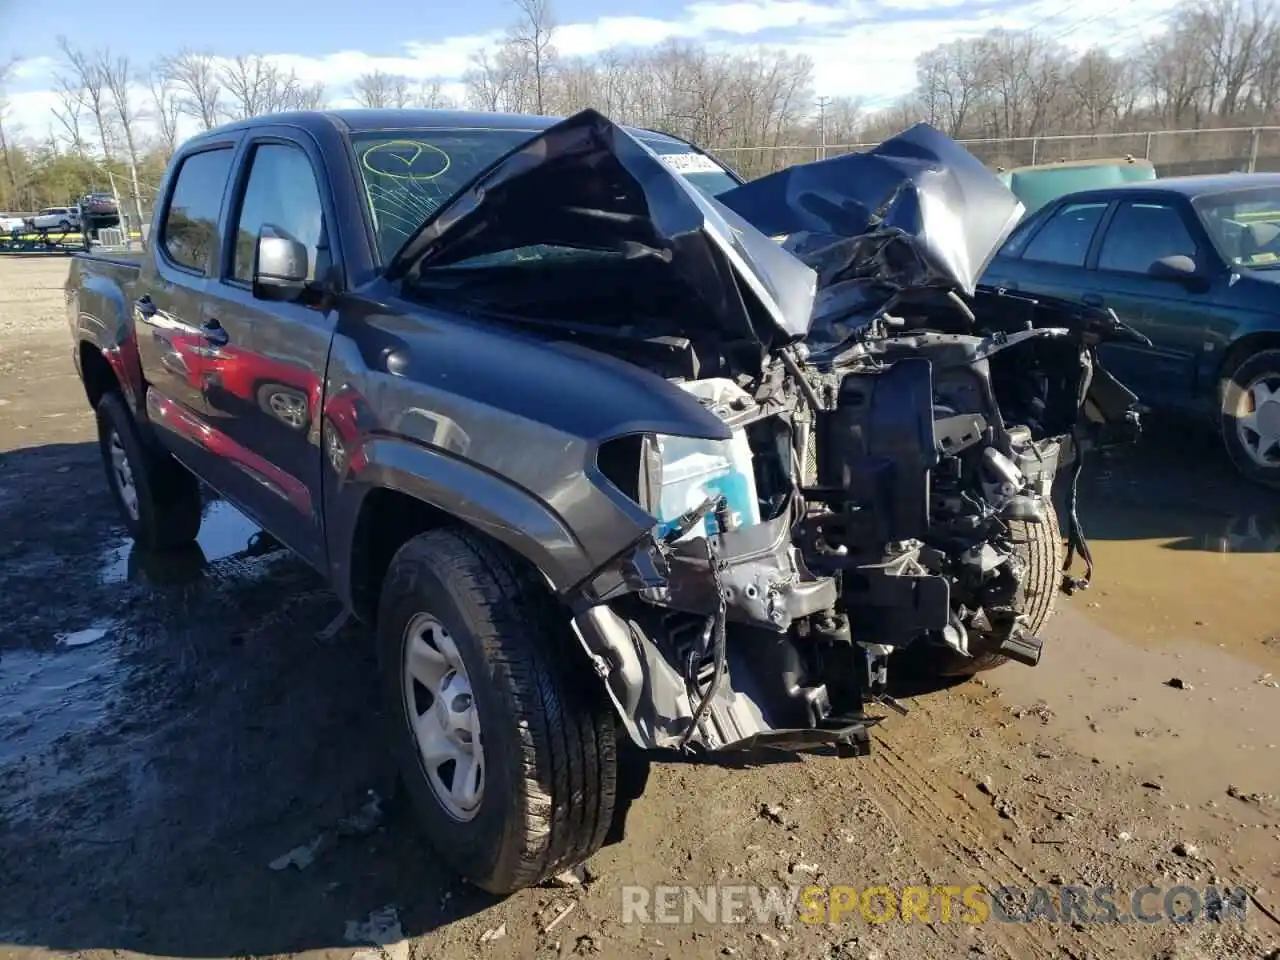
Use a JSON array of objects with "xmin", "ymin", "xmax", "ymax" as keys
[{"xmin": 1, "ymin": 255, "xmax": 1278, "ymax": 960}]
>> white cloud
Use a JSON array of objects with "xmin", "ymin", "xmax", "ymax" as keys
[
  {"xmin": 687, "ymin": 0, "xmax": 849, "ymax": 34},
  {"xmin": 0, "ymin": 0, "xmax": 1185, "ymax": 147},
  {"xmin": 11, "ymin": 56, "xmax": 57, "ymax": 82},
  {"xmin": 3, "ymin": 89, "xmax": 62, "ymax": 139},
  {"xmin": 555, "ymin": 16, "xmax": 693, "ymax": 55}
]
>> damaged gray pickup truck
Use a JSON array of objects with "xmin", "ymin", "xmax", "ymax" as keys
[{"xmin": 67, "ymin": 107, "xmax": 1144, "ymax": 894}]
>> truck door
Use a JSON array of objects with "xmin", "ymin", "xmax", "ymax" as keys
[
  {"xmin": 133, "ymin": 143, "xmax": 237, "ymax": 477},
  {"xmin": 196, "ymin": 129, "xmax": 339, "ymax": 570}
]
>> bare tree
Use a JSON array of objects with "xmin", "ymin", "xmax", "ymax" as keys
[
  {"xmin": 217, "ymin": 55, "xmax": 326, "ymax": 119},
  {"xmin": 161, "ymin": 50, "xmax": 223, "ymax": 130},
  {"xmin": 0, "ymin": 58, "xmax": 20, "ymax": 208},
  {"xmin": 508, "ymin": 0, "xmax": 556, "ymax": 114},
  {"xmin": 289, "ymin": 82, "xmax": 328, "ymax": 111},
  {"xmin": 55, "ymin": 36, "xmax": 117, "ymax": 159},
  {"xmin": 415, "ymin": 80, "xmax": 456, "ymax": 109},
  {"xmin": 1067, "ymin": 50, "xmax": 1127, "ymax": 133},
  {"xmin": 147, "ymin": 69, "xmax": 183, "ymax": 156},
  {"xmin": 51, "ymin": 76, "xmax": 89, "ymax": 155},
  {"xmin": 1194, "ymin": 0, "xmax": 1276, "ymax": 116},
  {"xmin": 353, "ymin": 70, "xmax": 413, "ymax": 108},
  {"xmin": 915, "ymin": 39, "xmax": 988, "ymax": 136},
  {"xmin": 1141, "ymin": 25, "xmax": 1213, "ymax": 126},
  {"xmin": 822, "ymin": 96, "xmax": 865, "ymax": 145},
  {"xmin": 464, "ymin": 48, "xmax": 513, "ymax": 111},
  {"xmin": 221, "ymin": 54, "xmax": 274, "ymax": 118},
  {"xmin": 100, "ymin": 52, "xmax": 143, "ymax": 172}
]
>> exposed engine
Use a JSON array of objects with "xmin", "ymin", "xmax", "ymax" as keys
[{"xmin": 576, "ymin": 285, "xmax": 1143, "ymax": 758}]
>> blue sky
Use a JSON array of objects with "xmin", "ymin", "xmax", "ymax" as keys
[{"xmin": 2, "ymin": 0, "xmax": 1180, "ymax": 141}]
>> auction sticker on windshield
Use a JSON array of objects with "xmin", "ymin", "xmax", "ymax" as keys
[{"xmin": 660, "ymin": 153, "xmax": 725, "ymax": 175}]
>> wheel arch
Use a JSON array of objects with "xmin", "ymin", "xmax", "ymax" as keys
[
  {"xmin": 334, "ymin": 439, "xmax": 594, "ymax": 626},
  {"xmin": 79, "ymin": 340, "xmax": 121, "ymax": 409},
  {"xmin": 1216, "ymin": 332, "xmax": 1280, "ymax": 400}
]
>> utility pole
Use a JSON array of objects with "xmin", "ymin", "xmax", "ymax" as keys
[
  {"xmin": 129, "ymin": 158, "xmax": 144, "ymax": 249},
  {"xmin": 816, "ymin": 95, "xmax": 831, "ymax": 161}
]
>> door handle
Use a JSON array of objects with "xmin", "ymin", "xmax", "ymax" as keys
[
  {"xmin": 134, "ymin": 296, "xmax": 157, "ymax": 319},
  {"xmin": 201, "ymin": 318, "xmax": 229, "ymax": 346},
  {"xmin": 1082, "ymin": 293, "xmax": 1105, "ymax": 308}
]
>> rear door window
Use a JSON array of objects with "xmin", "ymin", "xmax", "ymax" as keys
[
  {"xmin": 1021, "ymin": 201, "xmax": 1109, "ymax": 267},
  {"xmin": 162, "ymin": 147, "xmax": 235, "ymax": 274}
]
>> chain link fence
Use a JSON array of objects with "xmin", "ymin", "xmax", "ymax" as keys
[{"xmin": 709, "ymin": 126, "xmax": 1280, "ymax": 181}]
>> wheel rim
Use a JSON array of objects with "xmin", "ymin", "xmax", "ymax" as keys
[
  {"xmin": 323, "ymin": 420, "xmax": 345, "ymax": 473},
  {"xmin": 402, "ymin": 613, "xmax": 484, "ymax": 821},
  {"xmin": 109, "ymin": 429, "xmax": 140, "ymax": 520},
  {"xmin": 1233, "ymin": 372, "xmax": 1280, "ymax": 467},
  {"xmin": 267, "ymin": 390, "xmax": 307, "ymax": 429}
]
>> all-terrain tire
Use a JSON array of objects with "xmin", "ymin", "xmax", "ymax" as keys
[
  {"xmin": 1218, "ymin": 348, "xmax": 1280, "ymax": 489},
  {"xmin": 95, "ymin": 391, "xmax": 202, "ymax": 550},
  {"xmin": 377, "ymin": 527, "xmax": 619, "ymax": 895},
  {"xmin": 932, "ymin": 503, "xmax": 1063, "ymax": 677}
]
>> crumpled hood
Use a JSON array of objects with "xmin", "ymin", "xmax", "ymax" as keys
[
  {"xmin": 385, "ymin": 108, "xmax": 818, "ymax": 348},
  {"xmin": 386, "ymin": 112, "xmax": 1022, "ymax": 350},
  {"xmin": 716, "ymin": 123, "xmax": 1025, "ymax": 333}
]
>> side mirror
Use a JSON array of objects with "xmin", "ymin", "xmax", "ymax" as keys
[
  {"xmin": 1148, "ymin": 254, "xmax": 1198, "ymax": 281},
  {"xmin": 252, "ymin": 225, "xmax": 309, "ymax": 302}
]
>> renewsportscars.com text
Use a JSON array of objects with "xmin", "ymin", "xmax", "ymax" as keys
[{"xmin": 620, "ymin": 883, "xmax": 1251, "ymax": 926}]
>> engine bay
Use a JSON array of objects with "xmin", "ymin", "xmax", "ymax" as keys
[{"xmin": 570, "ymin": 288, "xmax": 1143, "ymax": 757}]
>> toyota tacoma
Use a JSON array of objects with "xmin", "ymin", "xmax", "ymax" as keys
[{"xmin": 66, "ymin": 107, "xmax": 1142, "ymax": 894}]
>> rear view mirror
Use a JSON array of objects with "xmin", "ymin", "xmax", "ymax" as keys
[
  {"xmin": 1148, "ymin": 254, "xmax": 1197, "ymax": 281},
  {"xmin": 253, "ymin": 225, "xmax": 309, "ymax": 302}
]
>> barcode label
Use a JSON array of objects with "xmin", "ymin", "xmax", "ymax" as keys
[{"xmin": 660, "ymin": 153, "xmax": 725, "ymax": 175}]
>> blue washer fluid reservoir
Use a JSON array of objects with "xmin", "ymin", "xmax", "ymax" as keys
[{"xmin": 653, "ymin": 379, "xmax": 762, "ymax": 543}]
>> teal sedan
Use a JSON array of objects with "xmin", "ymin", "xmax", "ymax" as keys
[{"xmin": 982, "ymin": 173, "xmax": 1280, "ymax": 487}]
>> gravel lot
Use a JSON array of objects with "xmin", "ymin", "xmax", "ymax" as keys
[{"xmin": 1, "ymin": 254, "xmax": 1278, "ymax": 960}]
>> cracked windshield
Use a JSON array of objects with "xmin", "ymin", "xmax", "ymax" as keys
[{"xmin": 354, "ymin": 129, "xmax": 738, "ymax": 263}]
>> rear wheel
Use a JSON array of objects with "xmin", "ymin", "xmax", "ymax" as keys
[
  {"xmin": 931, "ymin": 504, "xmax": 1062, "ymax": 677},
  {"xmin": 96, "ymin": 392, "xmax": 202, "ymax": 550},
  {"xmin": 377, "ymin": 527, "xmax": 619, "ymax": 894},
  {"xmin": 1219, "ymin": 348, "xmax": 1280, "ymax": 489}
]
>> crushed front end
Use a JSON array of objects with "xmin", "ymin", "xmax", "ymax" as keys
[
  {"xmin": 570, "ymin": 288, "xmax": 1143, "ymax": 757},
  {"xmin": 556, "ymin": 122, "xmax": 1145, "ymax": 758},
  {"xmin": 394, "ymin": 108, "xmax": 1144, "ymax": 758}
]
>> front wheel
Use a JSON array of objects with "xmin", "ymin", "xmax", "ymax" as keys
[
  {"xmin": 1219, "ymin": 348, "xmax": 1280, "ymax": 489},
  {"xmin": 96, "ymin": 392, "xmax": 203, "ymax": 550},
  {"xmin": 377, "ymin": 528, "xmax": 619, "ymax": 894}
]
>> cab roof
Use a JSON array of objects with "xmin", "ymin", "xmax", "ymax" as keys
[{"xmin": 188, "ymin": 107, "xmax": 695, "ymax": 148}]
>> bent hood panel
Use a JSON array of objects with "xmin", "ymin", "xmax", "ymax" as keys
[
  {"xmin": 716, "ymin": 123, "xmax": 1025, "ymax": 298},
  {"xmin": 385, "ymin": 108, "xmax": 817, "ymax": 345}
]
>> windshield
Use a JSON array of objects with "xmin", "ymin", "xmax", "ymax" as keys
[
  {"xmin": 1194, "ymin": 186, "xmax": 1280, "ymax": 269},
  {"xmin": 350, "ymin": 127, "xmax": 739, "ymax": 264}
]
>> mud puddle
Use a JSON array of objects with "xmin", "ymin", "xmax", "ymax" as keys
[
  {"xmin": 98, "ymin": 497, "xmax": 278, "ymax": 587},
  {"xmin": 1074, "ymin": 425, "xmax": 1280, "ymax": 669},
  {"xmin": 0, "ymin": 625, "xmax": 124, "ymax": 822},
  {"xmin": 1080, "ymin": 504, "xmax": 1280, "ymax": 668}
]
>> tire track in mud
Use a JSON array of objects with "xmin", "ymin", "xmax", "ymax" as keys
[{"xmin": 854, "ymin": 730, "xmax": 1113, "ymax": 960}]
